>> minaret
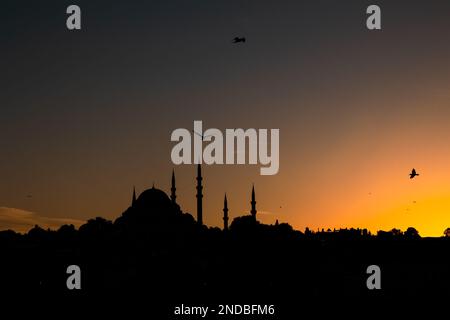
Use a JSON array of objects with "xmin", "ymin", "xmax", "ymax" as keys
[
  {"xmin": 132, "ymin": 186, "xmax": 137, "ymax": 207},
  {"xmin": 171, "ymin": 169, "xmax": 177, "ymax": 204},
  {"xmin": 196, "ymin": 164, "xmax": 203, "ymax": 225},
  {"xmin": 223, "ymin": 193, "xmax": 229, "ymax": 231},
  {"xmin": 250, "ymin": 184, "xmax": 257, "ymax": 219}
]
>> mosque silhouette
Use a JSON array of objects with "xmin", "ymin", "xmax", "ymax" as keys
[
  {"xmin": 119, "ymin": 164, "xmax": 258, "ymax": 232},
  {"xmin": 0, "ymin": 165, "xmax": 449, "ymax": 315}
]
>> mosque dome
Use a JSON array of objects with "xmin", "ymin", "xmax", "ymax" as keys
[{"xmin": 135, "ymin": 187, "xmax": 172, "ymax": 212}]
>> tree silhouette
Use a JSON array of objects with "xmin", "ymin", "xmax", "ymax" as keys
[
  {"xmin": 444, "ymin": 228, "xmax": 450, "ymax": 237},
  {"xmin": 404, "ymin": 227, "xmax": 420, "ymax": 239}
]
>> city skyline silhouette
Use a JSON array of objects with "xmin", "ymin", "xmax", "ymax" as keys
[
  {"xmin": 0, "ymin": 164, "xmax": 448, "ymax": 317},
  {"xmin": 3, "ymin": 1, "xmax": 450, "ymax": 316},
  {"xmin": 3, "ymin": 0, "xmax": 450, "ymax": 237},
  {"xmin": 2, "ymin": 164, "xmax": 449, "ymax": 237}
]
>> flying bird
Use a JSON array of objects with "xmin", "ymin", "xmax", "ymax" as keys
[
  {"xmin": 232, "ymin": 37, "xmax": 246, "ymax": 43},
  {"xmin": 409, "ymin": 168, "xmax": 419, "ymax": 179},
  {"xmin": 192, "ymin": 130, "xmax": 213, "ymax": 141}
]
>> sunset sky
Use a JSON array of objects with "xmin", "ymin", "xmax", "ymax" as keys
[{"xmin": 2, "ymin": 0, "xmax": 450, "ymax": 236}]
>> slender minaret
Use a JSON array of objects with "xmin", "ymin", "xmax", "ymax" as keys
[
  {"xmin": 132, "ymin": 186, "xmax": 137, "ymax": 207},
  {"xmin": 250, "ymin": 184, "xmax": 257, "ymax": 219},
  {"xmin": 171, "ymin": 169, "xmax": 177, "ymax": 204},
  {"xmin": 196, "ymin": 164, "xmax": 203, "ymax": 225},
  {"xmin": 223, "ymin": 193, "xmax": 229, "ymax": 231}
]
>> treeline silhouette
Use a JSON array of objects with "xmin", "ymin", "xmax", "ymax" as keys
[{"xmin": 0, "ymin": 187, "xmax": 449, "ymax": 314}]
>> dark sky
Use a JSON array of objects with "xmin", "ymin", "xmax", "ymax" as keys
[{"xmin": 2, "ymin": 1, "xmax": 450, "ymax": 235}]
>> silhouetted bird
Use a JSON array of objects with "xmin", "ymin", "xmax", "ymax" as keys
[
  {"xmin": 409, "ymin": 168, "xmax": 419, "ymax": 179},
  {"xmin": 232, "ymin": 37, "xmax": 246, "ymax": 43},
  {"xmin": 192, "ymin": 130, "xmax": 212, "ymax": 141}
]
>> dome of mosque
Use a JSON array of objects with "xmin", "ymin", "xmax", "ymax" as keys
[{"xmin": 135, "ymin": 187, "xmax": 172, "ymax": 211}]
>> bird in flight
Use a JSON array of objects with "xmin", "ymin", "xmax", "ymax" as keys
[
  {"xmin": 409, "ymin": 168, "xmax": 419, "ymax": 179},
  {"xmin": 232, "ymin": 37, "xmax": 246, "ymax": 43},
  {"xmin": 192, "ymin": 130, "xmax": 213, "ymax": 141}
]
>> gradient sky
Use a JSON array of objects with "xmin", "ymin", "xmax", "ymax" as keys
[{"xmin": 2, "ymin": 0, "xmax": 450, "ymax": 236}]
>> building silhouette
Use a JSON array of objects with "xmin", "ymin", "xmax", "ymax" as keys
[
  {"xmin": 171, "ymin": 169, "xmax": 176, "ymax": 204},
  {"xmin": 132, "ymin": 186, "xmax": 137, "ymax": 207},
  {"xmin": 223, "ymin": 193, "xmax": 229, "ymax": 231},
  {"xmin": 128, "ymin": 166, "xmax": 260, "ymax": 228},
  {"xmin": 250, "ymin": 184, "xmax": 257, "ymax": 219},
  {"xmin": 196, "ymin": 164, "xmax": 203, "ymax": 225}
]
